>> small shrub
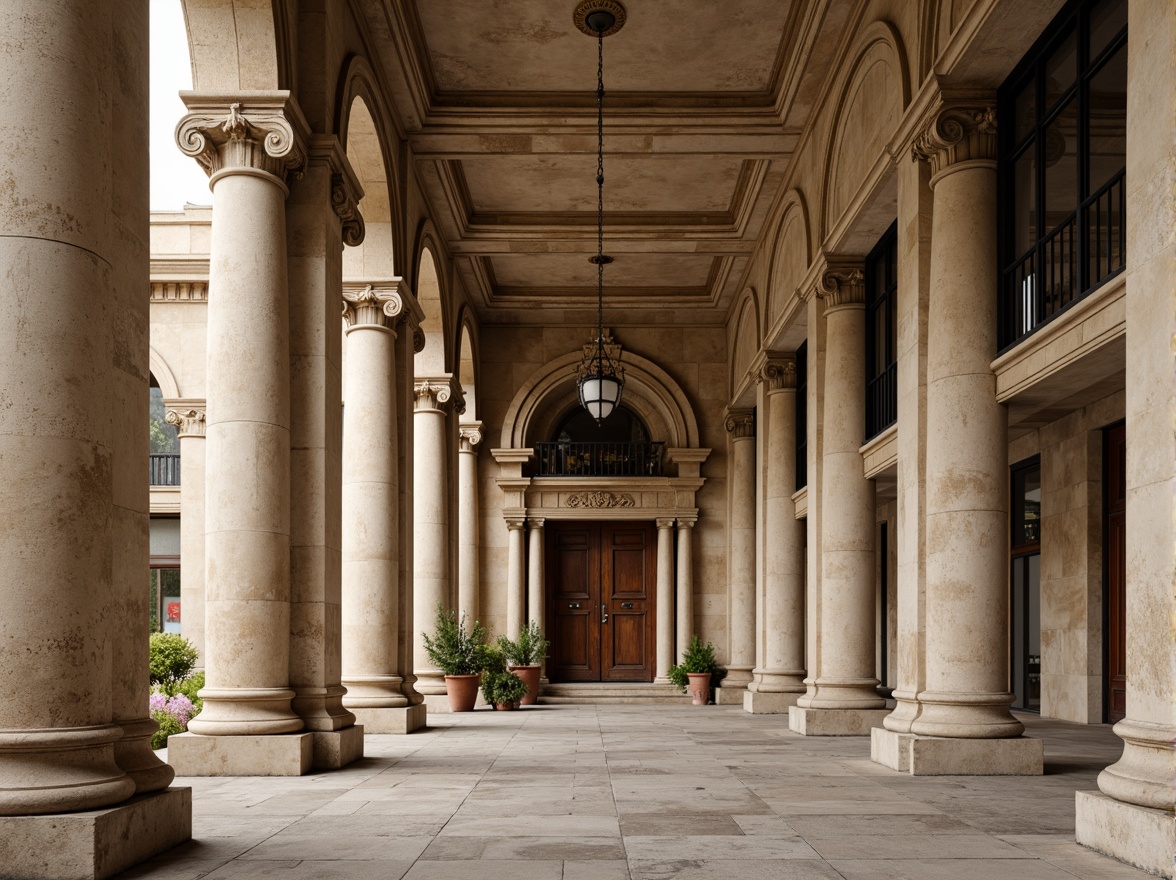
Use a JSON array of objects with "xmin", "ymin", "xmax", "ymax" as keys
[
  {"xmin": 496, "ymin": 620, "xmax": 550, "ymax": 667},
  {"xmin": 481, "ymin": 670, "xmax": 528, "ymax": 707},
  {"xmin": 172, "ymin": 671, "xmax": 204, "ymax": 716},
  {"xmin": 422, "ymin": 604, "xmax": 491, "ymax": 676},
  {"xmin": 667, "ymin": 636, "xmax": 727, "ymax": 692},
  {"xmin": 149, "ymin": 633, "xmax": 199, "ymax": 695},
  {"xmin": 149, "ymin": 692, "xmax": 197, "ymax": 749}
]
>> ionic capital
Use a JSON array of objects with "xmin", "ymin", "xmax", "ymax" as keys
[
  {"xmin": 459, "ymin": 422, "xmax": 484, "ymax": 452},
  {"xmin": 165, "ymin": 406, "xmax": 207, "ymax": 438},
  {"xmin": 656, "ymin": 517, "xmax": 676, "ymax": 530},
  {"xmin": 724, "ymin": 408, "xmax": 755, "ymax": 439},
  {"xmin": 343, "ymin": 282, "xmax": 405, "ymax": 329},
  {"xmin": 505, "ymin": 516, "xmax": 527, "ymax": 531},
  {"xmin": 814, "ymin": 259, "xmax": 866, "ymax": 312},
  {"xmin": 911, "ymin": 99, "xmax": 997, "ymax": 177},
  {"xmin": 176, "ymin": 92, "xmax": 309, "ymax": 184},
  {"xmin": 676, "ymin": 516, "xmax": 697, "ymax": 530},
  {"xmin": 414, "ymin": 378, "xmax": 454, "ymax": 412},
  {"xmin": 756, "ymin": 356, "xmax": 797, "ymax": 391}
]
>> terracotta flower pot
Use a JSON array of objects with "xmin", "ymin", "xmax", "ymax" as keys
[
  {"xmin": 444, "ymin": 674, "xmax": 480, "ymax": 712},
  {"xmin": 494, "ymin": 701, "xmax": 519, "ymax": 711},
  {"xmin": 686, "ymin": 672, "xmax": 711, "ymax": 706},
  {"xmin": 508, "ymin": 664, "xmax": 541, "ymax": 705}
]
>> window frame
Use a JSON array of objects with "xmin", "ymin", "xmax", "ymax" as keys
[{"xmin": 864, "ymin": 222, "xmax": 898, "ymax": 441}]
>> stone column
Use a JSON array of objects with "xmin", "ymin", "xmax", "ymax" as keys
[
  {"xmin": 173, "ymin": 96, "xmax": 310, "ymax": 771},
  {"xmin": 790, "ymin": 263, "xmax": 887, "ymax": 736},
  {"xmin": 526, "ymin": 517, "xmax": 545, "ymax": 636},
  {"xmin": 458, "ymin": 422, "xmax": 483, "ymax": 623},
  {"xmin": 654, "ymin": 518, "xmax": 676, "ymax": 684},
  {"xmin": 675, "ymin": 518, "xmax": 696, "ymax": 660},
  {"xmin": 746, "ymin": 357, "xmax": 806, "ymax": 713},
  {"xmin": 413, "ymin": 379, "xmax": 455, "ymax": 699},
  {"xmin": 165, "ymin": 405, "xmax": 208, "ymax": 669},
  {"xmin": 1076, "ymin": 5, "xmax": 1176, "ymax": 871},
  {"xmin": 506, "ymin": 518, "xmax": 526, "ymax": 641},
  {"xmin": 0, "ymin": 2, "xmax": 189, "ymax": 871},
  {"xmin": 341, "ymin": 283, "xmax": 425, "ymax": 734},
  {"xmin": 717, "ymin": 408, "xmax": 756, "ymax": 702},
  {"xmin": 905, "ymin": 100, "xmax": 1041, "ymax": 774}
]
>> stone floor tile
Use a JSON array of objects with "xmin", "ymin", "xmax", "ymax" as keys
[
  {"xmin": 562, "ymin": 859, "xmax": 632, "ymax": 880},
  {"xmin": 619, "ymin": 812, "xmax": 745, "ymax": 836},
  {"xmin": 402, "ymin": 859, "xmax": 564, "ymax": 879},
  {"xmin": 804, "ymin": 832, "xmax": 1032, "ymax": 860},
  {"xmin": 828, "ymin": 858, "xmax": 1082, "ymax": 879},
  {"xmin": 623, "ymin": 835, "xmax": 818, "ymax": 861},
  {"xmin": 238, "ymin": 833, "xmax": 432, "ymax": 861},
  {"xmin": 203, "ymin": 861, "xmax": 414, "ymax": 879},
  {"xmin": 996, "ymin": 834, "xmax": 1166, "ymax": 879},
  {"xmin": 117, "ymin": 860, "xmax": 232, "ymax": 880},
  {"xmin": 627, "ymin": 859, "xmax": 846, "ymax": 879},
  {"xmin": 421, "ymin": 835, "xmax": 627, "ymax": 860},
  {"xmin": 785, "ymin": 813, "xmax": 973, "ymax": 836},
  {"xmin": 438, "ymin": 815, "xmax": 621, "ymax": 837}
]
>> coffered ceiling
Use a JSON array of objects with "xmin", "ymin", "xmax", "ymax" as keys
[{"xmin": 364, "ymin": 0, "xmax": 853, "ymax": 320}]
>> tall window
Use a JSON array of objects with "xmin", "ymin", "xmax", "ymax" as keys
[
  {"xmin": 795, "ymin": 340, "xmax": 807, "ymax": 492},
  {"xmin": 1010, "ymin": 457, "xmax": 1042, "ymax": 712},
  {"xmin": 998, "ymin": 0, "xmax": 1127, "ymax": 350},
  {"xmin": 149, "ymin": 376, "xmax": 180, "ymax": 485},
  {"xmin": 864, "ymin": 223, "xmax": 897, "ymax": 440}
]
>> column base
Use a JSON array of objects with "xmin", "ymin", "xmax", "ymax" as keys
[
  {"xmin": 167, "ymin": 732, "xmax": 313, "ymax": 776},
  {"xmin": 788, "ymin": 706, "xmax": 890, "ymax": 736},
  {"xmin": 870, "ymin": 727, "xmax": 914, "ymax": 771},
  {"xmin": 310, "ymin": 726, "xmax": 364, "ymax": 770},
  {"xmin": 0, "ymin": 787, "xmax": 191, "ymax": 880},
  {"xmin": 350, "ymin": 705, "xmax": 427, "ymax": 734},
  {"xmin": 1076, "ymin": 790, "xmax": 1176, "ymax": 879},
  {"xmin": 743, "ymin": 690, "xmax": 801, "ymax": 714},
  {"xmin": 714, "ymin": 684, "xmax": 748, "ymax": 705}
]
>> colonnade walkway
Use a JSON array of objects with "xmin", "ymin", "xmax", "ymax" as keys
[{"xmin": 127, "ymin": 707, "xmax": 1147, "ymax": 879}]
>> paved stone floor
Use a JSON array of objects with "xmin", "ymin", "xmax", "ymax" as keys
[{"xmin": 123, "ymin": 706, "xmax": 1150, "ymax": 879}]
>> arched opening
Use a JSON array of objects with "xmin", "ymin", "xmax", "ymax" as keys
[
  {"xmin": 342, "ymin": 96, "xmax": 394, "ymax": 280},
  {"xmin": 414, "ymin": 246, "xmax": 446, "ymax": 377},
  {"xmin": 457, "ymin": 319, "xmax": 477, "ymax": 420},
  {"xmin": 149, "ymin": 374, "xmax": 180, "ymax": 486},
  {"xmin": 537, "ymin": 404, "xmax": 661, "ymax": 478}
]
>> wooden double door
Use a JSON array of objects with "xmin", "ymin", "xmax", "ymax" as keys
[{"xmin": 546, "ymin": 521, "xmax": 656, "ymax": 682}]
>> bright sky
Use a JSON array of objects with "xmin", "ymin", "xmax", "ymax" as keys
[{"xmin": 150, "ymin": 0, "xmax": 211, "ymax": 211}]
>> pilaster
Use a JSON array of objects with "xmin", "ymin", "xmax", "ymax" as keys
[
  {"xmin": 719, "ymin": 407, "xmax": 756, "ymax": 701},
  {"xmin": 165, "ymin": 402, "xmax": 208, "ymax": 673}
]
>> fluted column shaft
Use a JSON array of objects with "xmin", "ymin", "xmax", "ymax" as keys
[
  {"xmin": 458, "ymin": 423, "xmax": 483, "ymax": 622},
  {"xmin": 675, "ymin": 519, "xmax": 695, "ymax": 660},
  {"xmin": 799, "ymin": 267, "xmax": 883, "ymax": 710},
  {"xmin": 166, "ymin": 406, "xmax": 208, "ymax": 670},
  {"xmin": 507, "ymin": 519, "xmax": 527, "ymax": 640},
  {"xmin": 910, "ymin": 104, "xmax": 1021, "ymax": 739},
  {"xmin": 342, "ymin": 284, "xmax": 408, "ymax": 709},
  {"xmin": 751, "ymin": 359, "xmax": 805, "ymax": 693},
  {"xmin": 724, "ymin": 410, "xmax": 756, "ymax": 688},
  {"xmin": 180, "ymin": 95, "xmax": 308, "ymax": 736},
  {"xmin": 655, "ymin": 519, "xmax": 676, "ymax": 683},
  {"xmin": 413, "ymin": 379, "xmax": 454, "ymax": 696}
]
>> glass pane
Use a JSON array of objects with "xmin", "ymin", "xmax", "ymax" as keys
[
  {"xmin": 1087, "ymin": 45, "xmax": 1127, "ymax": 194},
  {"xmin": 1044, "ymin": 29, "xmax": 1077, "ymax": 110},
  {"xmin": 160, "ymin": 569, "xmax": 182, "ymax": 633},
  {"xmin": 873, "ymin": 303, "xmax": 887, "ymax": 374},
  {"xmin": 1043, "ymin": 98, "xmax": 1078, "ymax": 229},
  {"xmin": 1023, "ymin": 468, "xmax": 1041, "ymax": 545},
  {"xmin": 149, "ymin": 385, "xmax": 179, "ymax": 453},
  {"xmin": 1011, "ymin": 560, "xmax": 1025, "ymax": 707},
  {"xmin": 1014, "ymin": 76, "xmax": 1036, "ymax": 144},
  {"xmin": 1027, "ymin": 554, "xmax": 1041, "ymax": 711},
  {"xmin": 1013, "ymin": 144, "xmax": 1037, "ymax": 258},
  {"xmin": 1089, "ymin": 0, "xmax": 1127, "ymax": 62}
]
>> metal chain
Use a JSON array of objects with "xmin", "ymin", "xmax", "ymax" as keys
[{"xmin": 595, "ymin": 28, "xmax": 605, "ymax": 367}]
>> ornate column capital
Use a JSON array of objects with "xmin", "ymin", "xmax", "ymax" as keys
[
  {"xmin": 676, "ymin": 516, "xmax": 697, "ymax": 529},
  {"xmin": 176, "ymin": 92, "xmax": 309, "ymax": 185},
  {"xmin": 756, "ymin": 356, "xmax": 797, "ymax": 392},
  {"xmin": 164, "ymin": 404, "xmax": 207, "ymax": 438},
  {"xmin": 528, "ymin": 516, "xmax": 546, "ymax": 529},
  {"xmin": 911, "ymin": 97, "xmax": 997, "ymax": 177},
  {"xmin": 813, "ymin": 257, "xmax": 866, "ymax": 312},
  {"xmin": 342, "ymin": 282, "xmax": 405, "ymax": 329},
  {"xmin": 414, "ymin": 378, "xmax": 454, "ymax": 413},
  {"xmin": 656, "ymin": 517, "xmax": 676, "ymax": 530},
  {"xmin": 308, "ymin": 135, "xmax": 365, "ymax": 247},
  {"xmin": 505, "ymin": 516, "xmax": 527, "ymax": 531},
  {"xmin": 458, "ymin": 421, "xmax": 483, "ymax": 453},
  {"xmin": 724, "ymin": 408, "xmax": 755, "ymax": 439}
]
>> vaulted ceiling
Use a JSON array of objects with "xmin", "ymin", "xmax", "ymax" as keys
[{"xmin": 368, "ymin": 0, "xmax": 854, "ymax": 320}]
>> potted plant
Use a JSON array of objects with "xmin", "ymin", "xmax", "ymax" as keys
[
  {"xmin": 479, "ymin": 646, "xmax": 529, "ymax": 710},
  {"xmin": 496, "ymin": 619, "xmax": 550, "ymax": 705},
  {"xmin": 668, "ymin": 636, "xmax": 727, "ymax": 705},
  {"xmin": 422, "ymin": 604, "xmax": 491, "ymax": 712}
]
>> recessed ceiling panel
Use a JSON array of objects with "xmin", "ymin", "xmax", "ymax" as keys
[
  {"xmin": 490, "ymin": 253, "xmax": 711, "ymax": 289},
  {"xmin": 412, "ymin": 1, "xmax": 793, "ymax": 94}
]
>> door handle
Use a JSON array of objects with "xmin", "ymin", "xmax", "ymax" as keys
[
  {"xmin": 569, "ymin": 602, "xmax": 580, "ymax": 609},
  {"xmin": 601, "ymin": 604, "xmax": 609, "ymax": 624},
  {"xmin": 621, "ymin": 602, "xmax": 634, "ymax": 609}
]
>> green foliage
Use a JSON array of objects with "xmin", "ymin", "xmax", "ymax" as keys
[
  {"xmin": 173, "ymin": 671, "xmax": 205, "ymax": 715},
  {"xmin": 480, "ymin": 670, "xmax": 529, "ymax": 707},
  {"xmin": 422, "ymin": 604, "xmax": 491, "ymax": 676},
  {"xmin": 496, "ymin": 619, "xmax": 550, "ymax": 666},
  {"xmin": 149, "ymin": 633, "xmax": 199, "ymax": 695},
  {"xmin": 667, "ymin": 635, "xmax": 727, "ymax": 692},
  {"xmin": 150, "ymin": 709, "xmax": 185, "ymax": 750}
]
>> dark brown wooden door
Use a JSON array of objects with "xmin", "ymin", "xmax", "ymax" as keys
[
  {"xmin": 547, "ymin": 521, "xmax": 655, "ymax": 682},
  {"xmin": 1105, "ymin": 422, "xmax": 1126, "ymax": 723}
]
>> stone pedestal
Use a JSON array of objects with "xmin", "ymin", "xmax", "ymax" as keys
[
  {"xmin": 351, "ymin": 704, "xmax": 428, "ymax": 735},
  {"xmin": 871, "ymin": 727, "xmax": 1043, "ymax": 775},
  {"xmin": 723, "ymin": 409, "xmax": 756, "ymax": 691},
  {"xmin": 0, "ymin": 789, "xmax": 192, "ymax": 880},
  {"xmin": 744, "ymin": 691, "xmax": 801, "ymax": 714},
  {"xmin": 168, "ymin": 732, "xmax": 313, "ymax": 776},
  {"xmin": 1076, "ymin": 791, "xmax": 1176, "ymax": 879},
  {"xmin": 311, "ymin": 727, "xmax": 366, "ymax": 770},
  {"xmin": 789, "ymin": 706, "xmax": 889, "ymax": 737}
]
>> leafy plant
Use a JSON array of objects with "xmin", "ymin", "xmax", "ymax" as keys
[
  {"xmin": 667, "ymin": 636, "xmax": 727, "ymax": 692},
  {"xmin": 481, "ymin": 670, "xmax": 529, "ymax": 707},
  {"xmin": 149, "ymin": 691, "xmax": 197, "ymax": 749},
  {"xmin": 149, "ymin": 633, "xmax": 199, "ymax": 695},
  {"xmin": 422, "ymin": 604, "xmax": 491, "ymax": 676},
  {"xmin": 496, "ymin": 619, "xmax": 550, "ymax": 666},
  {"xmin": 172, "ymin": 671, "xmax": 205, "ymax": 715}
]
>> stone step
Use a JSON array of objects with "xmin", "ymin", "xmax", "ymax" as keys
[{"xmin": 538, "ymin": 682, "xmax": 693, "ymax": 705}]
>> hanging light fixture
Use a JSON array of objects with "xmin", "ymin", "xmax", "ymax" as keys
[{"xmin": 574, "ymin": 1, "xmax": 626, "ymax": 424}]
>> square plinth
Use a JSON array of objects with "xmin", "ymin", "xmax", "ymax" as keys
[
  {"xmin": 350, "ymin": 704, "xmax": 427, "ymax": 734},
  {"xmin": 168, "ymin": 732, "xmax": 313, "ymax": 776},
  {"xmin": 0, "ymin": 787, "xmax": 191, "ymax": 880},
  {"xmin": 871, "ymin": 727, "xmax": 915, "ymax": 771},
  {"xmin": 788, "ymin": 706, "xmax": 891, "ymax": 736},
  {"xmin": 907, "ymin": 734, "xmax": 1043, "ymax": 775},
  {"xmin": 743, "ymin": 690, "xmax": 801, "ymax": 714},
  {"xmin": 1076, "ymin": 790, "xmax": 1176, "ymax": 878},
  {"xmin": 714, "ymin": 685, "xmax": 748, "ymax": 705},
  {"xmin": 311, "ymin": 725, "xmax": 364, "ymax": 769}
]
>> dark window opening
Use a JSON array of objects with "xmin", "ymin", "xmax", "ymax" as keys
[
  {"xmin": 534, "ymin": 405, "xmax": 663, "ymax": 477},
  {"xmin": 795, "ymin": 340, "xmax": 807, "ymax": 492},
  {"xmin": 865, "ymin": 222, "xmax": 898, "ymax": 440},
  {"xmin": 149, "ymin": 375, "xmax": 181, "ymax": 486},
  {"xmin": 1010, "ymin": 456, "xmax": 1042, "ymax": 712}
]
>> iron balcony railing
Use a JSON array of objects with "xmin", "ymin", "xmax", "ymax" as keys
[
  {"xmin": 149, "ymin": 453, "xmax": 181, "ymax": 486},
  {"xmin": 534, "ymin": 442, "xmax": 665, "ymax": 478}
]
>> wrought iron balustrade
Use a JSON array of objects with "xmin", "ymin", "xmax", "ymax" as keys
[
  {"xmin": 534, "ymin": 442, "xmax": 665, "ymax": 477},
  {"xmin": 865, "ymin": 361, "xmax": 897, "ymax": 441},
  {"xmin": 149, "ymin": 453, "xmax": 181, "ymax": 486}
]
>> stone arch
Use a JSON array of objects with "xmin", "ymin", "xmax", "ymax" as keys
[
  {"xmin": 148, "ymin": 347, "xmax": 182, "ymax": 400},
  {"xmin": 821, "ymin": 20, "xmax": 911, "ymax": 240},
  {"xmin": 729, "ymin": 289, "xmax": 761, "ymax": 398},
  {"xmin": 413, "ymin": 223, "xmax": 451, "ymax": 376},
  {"xmin": 180, "ymin": 0, "xmax": 291, "ymax": 91},
  {"xmin": 500, "ymin": 351, "xmax": 700, "ymax": 451},
  {"xmin": 765, "ymin": 192, "xmax": 812, "ymax": 330},
  {"xmin": 455, "ymin": 307, "xmax": 479, "ymax": 420}
]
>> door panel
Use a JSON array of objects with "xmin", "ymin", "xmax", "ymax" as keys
[
  {"xmin": 549, "ymin": 526, "xmax": 599, "ymax": 681},
  {"xmin": 1105, "ymin": 422, "xmax": 1126, "ymax": 723},
  {"xmin": 601, "ymin": 523, "xmax": 655, "ymax": 681}
]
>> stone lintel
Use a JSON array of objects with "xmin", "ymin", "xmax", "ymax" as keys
[
  {"xmin": 1076, "ymin": 790, "xmax": 1176, "ymax": 879},
  {"xmin": 789, "ymin": 706, "xmax": 891, "ymax": 736},
  {"xmin": 908, "ymin": 734, "xmax": 1043, "ymax": 776},
  {"xmin": 0, "ymin": 787, "xmax": 192, "ymax": 880},
  {"xmin": 871, "ymin": 727, "xmax": 915, "ymax": 771},
  {"xmin": 310, "ymin": 726, "xmax": 364, "ymax": 771},
  {"xmin": 349, "ymin": 705, "xmax": 427, "ymax": 735},
  {"xmin": 743, "ymin": 690, "xmax": 801, "ymax": 715},
  {"xmin": 166, "ymin": 732, "xmax": 313, "ymax": 776}
]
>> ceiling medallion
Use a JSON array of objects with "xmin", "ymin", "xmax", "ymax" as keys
[{"xmin": 572, "ymin": 1, "xmax": 627, "ymax": 38}]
